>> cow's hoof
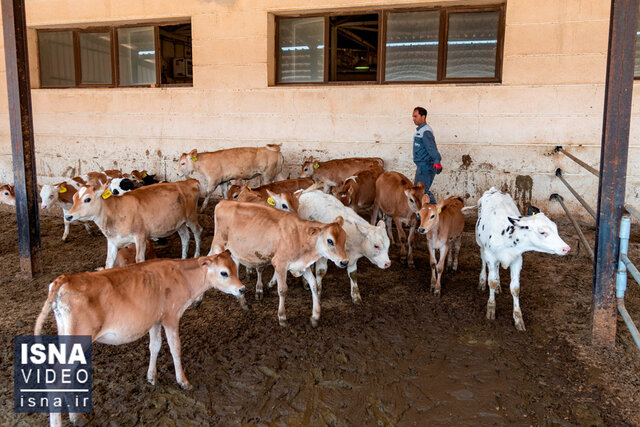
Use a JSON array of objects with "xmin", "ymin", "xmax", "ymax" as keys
[
  {"xmin": 434, "ymin": 290, "xmax": 441, "ymax": 298},
  {"xmin": 408, "ymin": 260, "xmax": 415, "ymax": 268},
  {"xmin": 352, "ymin": 295, "xmax": 362, "ymax": 305},
  {"xmin": 147, "ymin": 376, "xmax": 156, "ymax": 386},
  {"xmin": 477, "ymin": 282, "xmax": 486, "ymax": 292},
  {"xmin": 62, "ymin": 237, "xmax": 69, "ymax": 243},
  {"xmin": 495, "ymin": 284, "xmax": 502, "ymax": 294},
  {"xmin": 514, "ymin": 312, "xmax": 526, "ymax": 331},
  {"xmin": 179, "ymin": 381, "xmax": 193, "ymax": 390},
  {"xmin": 255, "ymin": 292, "xmax": 263, "ymax": 302},
  {"xmin": 310, "ymin": 317, "xmax": 319, "ymax": 328},
  {"xmin": 486, "ymin": 304, "xmax": 496, "ymax": 320},
  {"xmin": 278, "ymin": 319, "xmax": 287, "ymax": 327}
]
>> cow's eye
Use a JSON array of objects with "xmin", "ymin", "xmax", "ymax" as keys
[
  {"xmin": 539, "ymin": 231, "xmax": 548, "ymax": 237},
  {"xmin": 84, "ymin": 197, "xmax": 91, "ymax": 203},
  {"xmin": 220, "ymin": 271, "xmax": 229, "ymax": 278},
  {"xmin": 327, "ymin": 238, "xmax": 334, "ymax": 246},
  {"xmin": 410, "ymin": 198, "xmax": 415, "ymax": 203},
  {"xmin": 282, "ymin": 204, "xmax": 289, "ymax": 210},
  {"xmin": 3, "ymin": 192, "xmax": 7, "ymax": 196},
  {"xmin": 430, "ymin": 215, "xmax": 435, "ymax": 219},
  {"xmin": 374, "ymin": 244, "xmax": 380, "ymax": 250},
  {"xmin": 49, "ymin": 195, "xmax": 53, "ymax": 199}
]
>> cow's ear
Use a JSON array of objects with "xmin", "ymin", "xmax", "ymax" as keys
[
  {"xmin": 333, "ymin": 215, "xmax": 344, "ymax": 227},
  {"xmin": 377, "ymin": 219, "xmax": 386, "ymax": 230},
  {"xmin": 508, "ymin": 216, "xmax": 521, "ymax": 226},
  {"xmin": 210, "ymin": 245, "xmax": 224, "ymax": 255},
  {"xmin": 198, "ymin": 256, "xmax": 214, "ymax": 268},
  {"xmin": 416, "ymin": 182, "xmax": 425, "ymax": 192},
  {"xmin": 189, "ymin": 148, "xmax": 197, "ymax": 157},
  {"xmin": 404, "ymin": 189, "xmax": 411, "ymax": 198},
  {"xmin": 421, "ymin": 194, "xmax": 431, "ymax": 205},
  {"xmin": 308, "ymin": 227, "xmax": 320, "ymax": 236}
]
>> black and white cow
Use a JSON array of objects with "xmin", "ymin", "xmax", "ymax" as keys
[
  {"xmin": 109, "ymin": 178, "xmax": 138, "ymax": 196},
  {"xmin": 476, "ymin": 187, "xmax": 570, "ymax": 331}
]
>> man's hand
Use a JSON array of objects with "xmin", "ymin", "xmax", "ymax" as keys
[{"xmin": 433, "ymin": 163, "xmax": 443, "ymax": 174}]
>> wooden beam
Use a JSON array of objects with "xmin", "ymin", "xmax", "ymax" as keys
[
  {"xmin": 337, "ymin": 27, "xmax": 376, "ymax": 50},
  {"xmin": 592, "ymin": 0, "xmax": 639, "ymax": 347},
  {"xmin": 1, "ymin": 0, "xmax": 42, "ymax": 277}
]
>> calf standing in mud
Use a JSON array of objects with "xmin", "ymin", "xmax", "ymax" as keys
[{"xmin": 209, "ymin": 200, "xmax": 349, "ymax": 327}]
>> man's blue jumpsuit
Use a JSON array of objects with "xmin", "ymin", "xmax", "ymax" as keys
[{"xmin": 413, "ymin": 122, "xmax": 441, "ymax": 204}]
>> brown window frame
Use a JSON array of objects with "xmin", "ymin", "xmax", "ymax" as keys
[
  {"xmin": 274, "ymin": 3, "xmax": 506, "ymax": 86},
  {"xmin": 36, "ymin": 20, "xmax": 192, "ymax": 89}
]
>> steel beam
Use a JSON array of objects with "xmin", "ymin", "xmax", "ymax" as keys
[
  {"xmin": 1, "ymin": 0, "xmax": 41, "ymax": 276},
  {"xmin": 592, "ymin": 0, "xmax": 639, "ymax": 347}
]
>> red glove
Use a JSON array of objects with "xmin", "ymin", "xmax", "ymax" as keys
[{"xmin": 433, "ymin": 163, "xmax": 442, "ymax": 174}]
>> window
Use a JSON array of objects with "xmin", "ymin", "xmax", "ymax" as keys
[
  {"xmin": 275, "ymin": 4, "xmax": 505, "ymax": 85},
  {"xmin": 37, "ymin": 22, "xmax": 192, "ymax": 88}
]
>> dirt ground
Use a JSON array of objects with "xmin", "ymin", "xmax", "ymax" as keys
[{"xmin": 1, "ymin": 203, "xmax": 640, "ymax": 426}]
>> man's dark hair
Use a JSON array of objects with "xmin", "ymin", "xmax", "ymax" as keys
[{"xmin": 414, "ymin": 106, "xmax": 427, "ymax": 117}]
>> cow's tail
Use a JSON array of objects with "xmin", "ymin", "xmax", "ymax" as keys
[
  {"xmin": 34, "ymin": 281, "xmax": 61, "ymax": 335},
  {"xmin": 461, "ymin": 205, "xmax": 478, "ymax": 214},
  {"xmin": 266, "ymin": 143, "xmax": 282, "ymax": 152}
]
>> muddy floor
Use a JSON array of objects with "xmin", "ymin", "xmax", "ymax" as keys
[{"xmin": 0, "ymin": 203, "xmax": 639, "ymax": 426}]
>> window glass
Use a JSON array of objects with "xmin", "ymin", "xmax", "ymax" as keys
[
  {"xmin": 385, "ymin": 11, "xmax": 439, "ymax": 81},
  {"xmin": 278, "ymin": 17, "xmax": 325, "ymax": 82},
  {"xmin": 446, "ymin": 11, "xmax": 499, "ymax": 78},
  {"xmin": 159, "ymin": 23, "xmax": 193, "ymax": 84},
  {"xmin": 79, "ymin": 32, "xmax": 112, "ymax": 84},
  {"xmin": 39, "ymin": 31, "xmax": 75, "ymax": 87},
  {"xmin": 118, "ymin": 26, "xmax": 156, "ymax": 85}
]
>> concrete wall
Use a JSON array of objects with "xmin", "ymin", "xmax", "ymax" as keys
[{"xmin": 0, "ymin": 0, "xmax": 637, "ymax": 220}]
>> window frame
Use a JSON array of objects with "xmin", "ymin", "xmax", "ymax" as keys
[
  {"xmin": 274, "ymin": 3, "xmax": 506, "ymax": 86},
  {"xmin": 36, "ymin": 20, "xmax": 191, "ymax": 89}
]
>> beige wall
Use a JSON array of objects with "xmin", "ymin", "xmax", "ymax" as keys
[{"xmin": 0, "ymin": 0, "xmax": 637, "ymax": 220}]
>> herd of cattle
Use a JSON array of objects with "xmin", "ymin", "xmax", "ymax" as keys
[{"xmin": 1, "ymin": 144, "xmax": 571, "ymax": 426}]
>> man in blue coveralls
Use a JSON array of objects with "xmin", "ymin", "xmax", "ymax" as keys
[{"xmin": 412, "ymin": 106, "xmax": 441, "ymax": 204}]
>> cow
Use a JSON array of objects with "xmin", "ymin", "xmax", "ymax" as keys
[
  {"xmin": 0, "ymin": 184, "xmax": 15, "ymax": 206},
  {"xmin": 40, "ymin": 180, "xmax": 94, "ymax": 241},
  {"xmin": 271, "ymin": 188, "xmax": 391, "ymax": 304},
  {"xmin": 114, "ymin": 241, "xmax": 157, "ymax": 267},
  {"xmin": 125, "ymin": 170, "xmax": 161, "ymax": 186},
  {"xmin": 35, "ymin": 252, "xmax": 245, "ymax": 427},
  {"xmin": 334, "ymin": 164, "xmax": 384, "ymax": 213},
  {"xmin": 209, "ymin": 200, "xmax": 349, "ymax": 327},
  {"xmin": 299, "ymin": 157, "xmax": 384, "ymax": 193},
  {"xmin": 370, "ymin": 171, "xmax": 424, "ymax": 267},
  {"xmin": 65, "ymin": 180, "xmax": 202, "ymax": 269},
  {"xmin": 415, "ymin": 196, "xmax": 465, "ymax": 297},
  {"xmin": 109, "ymin": 177, "xmax": 137, "ymax": 195},
  {"xmin": 476, "ymin": 187, "xmax": 570, "ymax": 331},
  {"xmin": 226, "ymin": 177, "xmax": 314, "ymax": 201},
  {"xmin": 177, "ymin": 145, "xmax": 284, "ymax": 212}
]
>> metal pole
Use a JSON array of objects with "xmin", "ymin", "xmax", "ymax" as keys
[
  {"xmin": 550, "ymin": 194, "xmax": 594, "ymax": 261},
  {"xmin": 555, "ymin": 168, "xmax": 597, "ymax": 220},
  {"xmin": 1, "ymin": 0, "xmax": 41, "ymax": 276},
  {"xmin": 554, "ymin": 146, "xmax": 599, "ymax": 177},
  {"xmin": 592, "ymin": 0, "xmax": 638, "ymax": 348},
  {"xmin": 616, "ymin": 216, "xmax": 640, "ymax": 351}
]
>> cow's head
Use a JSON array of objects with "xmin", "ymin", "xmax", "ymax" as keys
[
  {"xmin": 0, "ymin": 185, "xmax": 15, "ymax": 206},
  {"xmin": 39, "ymin": 184, "xmax": 60, "ymax": 210},
  {"xmin": 109, "ymin": 178, "xmax": 136, "ymax": 196},
  {"xmin": 356, "ymin": 220, "xmax": 391, "ymax": 269},
  {"xmin": 226, "ymin": 182, "xmax": 243, "ymax": 200},
  {"xmin": 334, "ymin": 179, "xmax": 356, "ymax": 207},
  {"xmin": 266, "ymin": 189, "xmax": 299, "ymax": 214},
  {"xmin": 178, "ymin": 149, "xmax": 197, "ymax": 177},
  {"xmin": 404, "ymin": 182, "xmax": 425, "ymax": 214},
  {"xmin": 300, "ymin": 157, "xmax": 317, "ymax": 178},
  {"xmin": 507, "ymin": 213, "xmax": 570, "ymax": 256},
  {"xmin": 417, "ymin": 195, "xmax": 441, "ymax": 234},
  {"xmin": 199, "ymin": 251, "xmax": 246, "ymax": 297},
  {"xmin": 65, "ymin": 183, "xmax": 108, "ymax": 222},
  {"xmin": 314, "ymin": 216, "xmax": 349, "ymax": 268}
]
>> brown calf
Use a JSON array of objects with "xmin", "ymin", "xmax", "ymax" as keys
[
  {"xmin": 210, "ymin": 200, "xmax": 349, "ymax": 327},
  {"xmin": 35, "ymin": 253, "xmax": 245, "ymax": 426},
  {"xmin": 226, "ymin": 177, "xmax": 313, "ymax": 200},
  {"xmin": 177, "ymin": 145, "xmax": 284, "ymax": 212},
  {"xmin": 416, "ymin": 196, "xmax": 465, "ymax": 297},
  {"xmin": 114, "ymin": 241, "xmax": 157, "ymax": 267},
  {"xmin": 0, "ymin": 184, "xmax": 15, "ymax": 206},
  {"xmin": 299, "ymin": 157, "xmax": 384, "ymax": 192},
  {"xmin": 65, "ymin": 180, "xmax": 202, "ymax": 269},
  {"xmin": 334, "ymin": 164, "xmax": 384, "ymax": 213},
  {"xmin": 371, "ymin": 171, "xmax": 424, "ymax": 267}
]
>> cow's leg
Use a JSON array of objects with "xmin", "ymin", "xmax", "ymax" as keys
[
  {"xmin": 274, "ymin": 264, "xmax": 288, "ymax": 326},
  {"xmin": 267, "ymin": 270, "xmax": 277, "ymax": 289},
  {"xmin": 303, "ymin": 268, "xmax": 321, "ymax": 328},
  {"xmin": 347, "ymin": 262, "xmax": 362, "ymax": 304},
  {"xmin": 478, "ymin": 248, "xmax": 487, "ymax": 291},
  {"xmin": 187, "ymin": 221, "xmax": 203, "ymax": 258},
  {"xmin": 385, "ymin": 215, "xmax": 395, "ymax": 244},
  {"xmin": 407, "ymin": 217, "xmax": 417, "ymax": 268},
  {"xmin": 177, "ymin": 225, "xmax": 190, "ymax": 259},
  {"xmin": 446, "ymin": 239, "xmax": 454, "ymax": 271},
  {"xmin": 220, "ymin": 181, "xmax": 230, "ymax": 199},
  {"xmin": 323, "ymin": 183, "xmax": 331, "ymax": 193},
  {"xmin": 134, "ymin": 235, "xmax": 148, "ymax": 263},
  {"xmin": 105, "ymin": 240, "xmax": 118, "ymax": 269},
  {"xmin": 62, "ymin": 209, "xmax": 71, "ymax": 242},
  {"xmin": 200, "ymin": 189, "xmax": 213, "ymax": 214},
  {"xmin": 428, "ymin": 243, "xmax": 437, "ymax": 292},
  {"xmin": 315, "ymin": 257, "xmax": 329, "ymax": 291},
  {"xmin": 486, "ymin": 260, "xmax": 500, "ymax": 320},
  {"xmin": 370, "ymin": 199, "xmax": 380, "ymax": 225},
  {"xmin": 452, "ymin": 236, "xmax": 462, "ymax": 272},
  {"xmin": 394, "ymin": 217, "xmax": 408, "ymax": 263},
  {"xmin": 162, "ymin": 319, "xmax": 191, "ymax": 390},
  {"xmin": 434, "ymin": 244, "xmax": 449, "ymax": 298},
  {"xmin": 147, "ymin": 322, "xmax": 162, "ymax": 385},
  {"xmin": 509, "ymin": 256, "xmax": 526, "ymax": 331},
  {"xmin": 255, "ymin": 267, "xmax": 264, "ymax": 301},
  {"xmin": 83, "ymin": 221, "xmax": 94, "ymax": 236}
]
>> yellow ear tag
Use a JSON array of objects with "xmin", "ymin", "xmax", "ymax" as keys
[
  {"xmin": 531, "ymin": 212, "xmax": 536, "ymax": 216},
  {"xmin": 437, "ymin": 208, "xmax": 441, "ymax": 214},
  {"xmin": 142, "ymin": 173, "xmax": 147, "ymax": 178},
  {"xmin": 58, "ymin": 187, "xmax": 67, "ymax": 194},
  {"xmin": 191, "ymin": 156, "xmax": 197, "ymax": 162},
  {"xmin": 247, "ymin": 186, "xmax": 252, "ymax": 190},
  {"xmin": 313, "ymin": 163, "xmax": 319, "ymax": 169},
  {"xmin": 102, "ymin": 189, "xmax": 113, "ymax": 200},
  {"xmin": 267, "ymin": 197, "xmax": 276, "ymax": 206}
]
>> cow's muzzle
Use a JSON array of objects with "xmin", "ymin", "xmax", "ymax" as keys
[
  {"xmin": 418, "ymin": 227, "xmax": 426, "ymax": 234},
  {"xmin": 238, "ymin": 286, "xmax": 246, "ymax": 296},
  {"xmin": 339, "ymin": 260, "xmax": 348, "ymax": 268},
  {"xmin": 65, "ymin": 215, "xmax": 74, "ymax": 222}
]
